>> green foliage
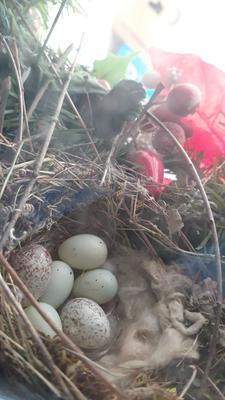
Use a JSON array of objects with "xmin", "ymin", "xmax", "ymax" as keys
[
  {"xmin": 93, "ymin": 52, "xmax": 136, "ymax": 86},
  {"xmin": 70, "ymin": 70, "xmax": 109, "ymax": 95},
  {"xmin": 0, "ymin": 0, "xmax": 81, "ymax": 33}
]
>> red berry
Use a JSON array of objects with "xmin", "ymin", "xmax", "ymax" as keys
[
  {"xmin": 139, "ymin": 103, "xmax": 179, "ymax": 133},
  {"xmin": 142, "ymin": 70, "xmax": 160, "ymax": 89},
  {"xmin": 152, "ymin": 122, "xmax": 186, "ymax": 155},
  {"xmin": 150, "ymin": 103, "xmax": 181, "ymax": 123},
  {"xmin": 130, "ymin": 149, "xmax": 164, "ymax": 196},
  {"xmin": 167, "ymin": 83, "xmax": 201, "ymax": 116}
]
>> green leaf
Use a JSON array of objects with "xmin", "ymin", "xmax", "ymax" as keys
[
  {"xmin": 70, "ymin": 71, "xmax": 109, "ymax": 95},
  {"xmin": 93, "ymin": 52, "xmax": 136, "ymax": 86}
]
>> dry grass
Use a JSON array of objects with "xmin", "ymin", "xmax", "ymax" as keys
[{"xmin": 0, "ymin": 3, "xmax": 224, "ymax": 398}]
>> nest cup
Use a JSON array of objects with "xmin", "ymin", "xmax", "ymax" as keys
[{"xmin": 0, "ymin": 157, "xmax": 185, "ymax": 400}]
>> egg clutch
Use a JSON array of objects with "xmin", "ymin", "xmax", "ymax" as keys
[{"xmin": 11, "ymin": 234, "xmax": 118, "ymax": 350}]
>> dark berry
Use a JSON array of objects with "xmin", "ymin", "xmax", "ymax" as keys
[
  {"xmin": 152, "ymin": 121, "xmax": 186, "ymax": 155},
  {"xmin": 167, "ymin": 83, "xmax": 201, "ymax": 116}
]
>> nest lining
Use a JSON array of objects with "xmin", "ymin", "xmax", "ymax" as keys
[{"xmin": 0, "ymin": 154, "xmax": 222, "ymax": 400}]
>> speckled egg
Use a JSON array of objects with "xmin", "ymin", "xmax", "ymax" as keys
[
  {"xmin": 58, "ymin": 234, "xmax": 108, "ymax": 270},
  {"xmin": 72, "ymin": 269, "xmax": 118, "ymax": 304},
  {"xmin": 11, "ymin": 244, "xmax": 52, "ymax": 307},
  {"xmin": 25, "ymin": 302, "xmax": 62, "ymax": 337},
  {"xmin": 61, "ymin": 298, "xmax": 110, "ymax": 349},
  {"xmin": 40, "ymin": 261, "xmax": 74, "ymax": 308}
]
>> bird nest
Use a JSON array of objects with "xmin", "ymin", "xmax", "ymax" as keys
[
  {"xmin": 0, "ymin": 4, "xmax": 225, "ymax": 397},
  {"xmin": 0, "ymin": 141, "xmax": 224, "ymax": 400}
]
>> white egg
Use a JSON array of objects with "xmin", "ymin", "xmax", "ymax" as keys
[
  {"xmin": 72, "ymin": 269, "xmax": 118, "ymax": 304},
  {"xmin": 61, "ymin": 298, "xmax": 110, "ymax": 349},
  {"xmin": 40, "ymin": 261, "xmax": 74, "ymax": 308},
  {"xmin": 25, "ymin": 302, "xmax": 62, "ymax": 337},
  {"xmin": 58, "ymin": 234, "xmax": 108, "ymax": 270}
]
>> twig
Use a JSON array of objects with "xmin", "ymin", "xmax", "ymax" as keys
[
  {"xmin": 27, "ymin": 44, "xmax": 74, "ymax": 121},
  {"xmin": 57, "ymin": 369, "xmax": 88, "ymax": 400},
  {"xmin": 0, "ymin": 141, "xmax": 23, "ymax": 200},
  {"xmin": 11, "ymin": 36, "xmax": 33, "ymax": 151},
  {"xmin": 100, "ymin": 127, "xmax": 126, "ymax": 186},
  {"xmin": 0, "ymin": 34, "xmax": 23, "ymax": 144},
  {"xmin": 5, "ymin": 156, "xmax": 53, "ymax": 171},
  {"xmin": 36, "ymin": 0, "xmax": 68, "ymax": 62},
  {"xmin": 0, "ymin": 77, "xmax": 11, "ymax": 133},
  {"xmin": 179, "ymin": 366, "xmax": 197, "ymax": 398},
  {"xmin": 12, "ymin": 2, "xmax": 101, "ymax": 161},
  {"xmin": 125, "ymin": 386, "xmax": 168, "ymax": 400},
  {"xmin": 129, "ymin": 82, "xmax": 165, "ymax": 143},
  {"xmin": 9, "ymin": 347, "xmax": 63, "ymax": 398},
  {"xmin": 0, "ymin": 47, "xmax": 80, "ymax": 251},
  {"xmin": 198, "ymin": 367, "xmax": 225, "ymax": 400},
  {"xmin": 0, "ymin": 271, "xmax": 72, "ymax": 399},
  {"xmin": 145, "ymin": 111, "xmax": 223, "ymax": 391},
  {"xmin": 0, "ymin": 253, "xmax": 129, "ymax": 400}
]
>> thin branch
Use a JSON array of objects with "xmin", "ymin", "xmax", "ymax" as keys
[
  {"xmin": 0, "ymin": 271, "xmax": 72, "ymax": 399},
  {"xmin": 0, "ymin": 34, "xmax": 23, "ymax": 144},
  {"xmin": 100, "ymin": 127, "xmax": 127, "ymax": 186},
  {"xmin": 44, "ymin": 48, "xmax": 101, "ymax": 161},
  {"xmin": 11, "ymin": 36, "xmax": 33, "ymax": 151},
  {"xmin": 0, "ymin": 47, "xmax": 79, "ymax": 250},
  {"xmin": 0, "ymin": 253, "xmax": 129, "ymax": 400},
  {"xmin": 57, "ymin": 369, "xmax": 88, "ymax": 400},
  {"xmin": 145, "ymin": 110, "xmax": 223, "ymax": 390},
  {"xmin": 0, "ymin": 77, "xmax": 11, "ymax": 133},
  {"xmin": 12, "ymin": 2, "xmax": 101, "ymax": 161},
  {"xmin": 5, "ymin": 156, "xmax": 53, "ymax": 171},
  {"xmin": 27, "ymin": 43, "xmax": 74, "ymax": 121},
  {"xmin": 179, "ymin": 366, "xmax": 197, "ymax": 399},
  {"xmin": 0, "ymin": 141, "xmax": 23, "ymax": 200},
  {"xmin": 36, "ymin": 0, "xmax": 68, "ymax": 62},
  {"xmin": 198, "ymin": 367, "xmax": 225, "ymax": 400}
]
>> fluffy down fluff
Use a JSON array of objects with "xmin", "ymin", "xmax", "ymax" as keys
[{"xmin": 99, "ymin": 250, "xmax": 205, "ymax": 387}]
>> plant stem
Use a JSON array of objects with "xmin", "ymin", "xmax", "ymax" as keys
[
  {"xmin": 0, "ymin": 77, "xmax": 11, "ymax": 134},
  {"xmin": 0, "ymin": 253, "xmax": 129, "ymax": 400},
  {"xmin": 12, "ymin": 1, "xmax": 101, "ymax": 161},
  {"xmin": 27, "ymin": 44, "xmax": 74, "ymax": 121},
  {"xmin": 0, "ymin": 141, "xmax": 23, "ymax": 201},
  {"xmin": 0, "ymin": 34, "xmax": 23, "ymax": 144},
  {"xmin": 0, "ymin": 271, "xmax": 72, "ymax": 399},
  {"xmin": 36, "ymin": 0, "xmax": 68, "ymax": 62},
  {"xmin": 0, "ymin": 48, "xmax": 79, "ymax": 251},
  {"xmin": 146, "ymin": 110, "xmax": 223, "ymax": 392}
]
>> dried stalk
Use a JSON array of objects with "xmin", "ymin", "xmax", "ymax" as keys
[
  {"xmin": 0, "ymin": 141, "xmax": 23, "ymax": 200},
  {"xmin": 5, "ymin": 157, "xmax": 53, "ymax": 171},
  {"xmin": 43, "ymin": 44, "xmax": 101, "ymax": 161},
  {"xmin": 179, "ymin": 366, "xmax": 197, "ymax": 398},
  {"xmin": 10, "ymin": 36, "xmax": 33, "ymax": 150},
  {"xmin": 198, "ymin": 367, "xmax": 225, "ymax": 400},
  {"xmin": 0, "ymin": 34, "xmax": 23, "ymax": 144},
  {"xmin": 125, "ymin": 386, "xmax": 173, "ymax": 400},
  {"xmin": 0, "ymin": 271, "xmax": 71, "ymax": 399},
  {"xmin": 12, "ymin": 1, "xmax": 101, "ymax": 161},
  {"xmin": 36, "ymin": 0, "xmax": 68, "ymax": 62},
  {"xmin": 0, "ymin": 49, "xmax": 79, "ymax": 251},
  {"xmin": 27, "ymin": 44, "xmax": 74, "ymax": 121},
  {"xmin": 57, "ymin": 369, "xmax": 88, "ymax": 400},
  {"xmin": 0, "ymin": 77, "xmax": 11, "ymax": 133},
  {"xmin": 100, "ymin": 127, "xmax": 127, "ymax": 186},
  {"xmin": 145, "ymin": 110, "xmax": 223, "ymax": 391},
  {"xmin": 0, "ymin": 253, "xmax": 129, "ymax": 400},
  {"xmin": 9, "ymin": 347, "xmax": 63, "ymax": 397}
]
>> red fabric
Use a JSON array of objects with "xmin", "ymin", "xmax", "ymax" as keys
[{"xmin": 149, "ymin": 48, "xmax": 225, "ymax": 168}]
